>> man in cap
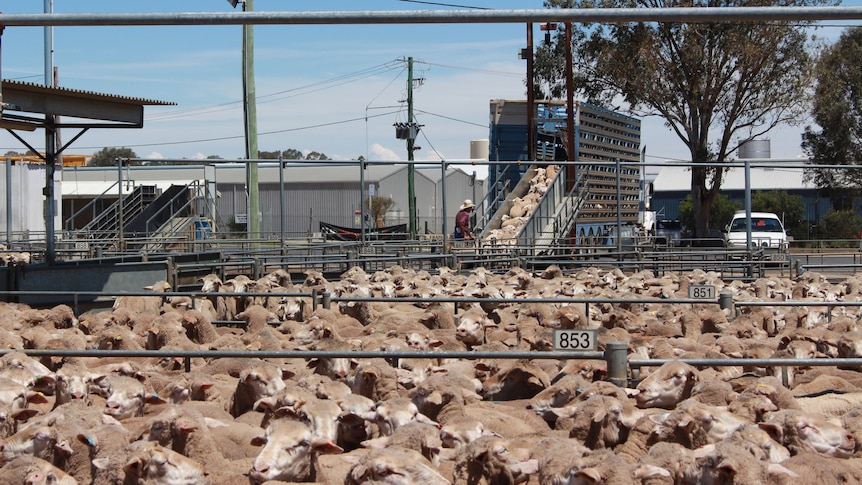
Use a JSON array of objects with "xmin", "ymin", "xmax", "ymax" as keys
[{"xmin": 454, "ymin": 199, "xmax": 475, "ymax": 240}]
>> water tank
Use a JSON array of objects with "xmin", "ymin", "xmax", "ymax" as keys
[
  {"xmin": 470, "ymin": 139, "xmax": 489, "ymax": 160},
  {"xmin": 738, "ymin": 139, "xmax": 771, "ymax": 159}
]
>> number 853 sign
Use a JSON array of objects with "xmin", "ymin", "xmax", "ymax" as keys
[{"xmin": 554, "ymin": 329, "xmax": 599, "ymax": 351}]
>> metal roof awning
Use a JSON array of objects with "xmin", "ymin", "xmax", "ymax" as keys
[
  {"xmin": 1, "ymin": 79, "xmax": 174, "ymax": 131},
  {"xmin": 61, "ymin": 180, "xmax": 201, "ymax": 198}
]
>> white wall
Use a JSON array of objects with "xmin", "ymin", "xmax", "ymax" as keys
[{"xmin": 0, "ymin": 163, "xmax": 61, "ymax": 241}]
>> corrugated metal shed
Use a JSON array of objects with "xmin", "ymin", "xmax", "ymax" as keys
[
  {"xmin": 653, "ymin": 165, "xmax": 813, "ymax": 192},
  {"xmin": 58, "ymin": 163, "xmax": 484, "ymax": 237}
]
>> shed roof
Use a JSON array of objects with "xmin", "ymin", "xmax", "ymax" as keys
[
  {"xmin": 652, "ymin": 164, "xmax": 814, "ymax": 192},
  {"xmin": 1, "ymin": 79, "xmax": 174, "ymax": 130}
]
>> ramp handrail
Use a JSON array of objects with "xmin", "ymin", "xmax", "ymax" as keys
[
  {"xmin": 474, "ymin": 178, "xmax": 510, "ymax": 238},
  {"xmin": 517, "ymin": 168, "xmax": 589, "ymax": 254}
]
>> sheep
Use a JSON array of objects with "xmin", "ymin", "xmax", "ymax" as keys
[
  {"xmin": 0, "ymin": 424, "xmax": 71, "ymax": 467},
  {"xmin": 635, "ymin": 360, "xmax": 700, "ymax": 409},
  {"xmin": 759, "ymin": 409, "xmax": 856, "ymax": 458},
  {"xmin": 552, "ymin": 394, "xmax": 642, "ymax": 449},
  {"xmin": 481, "ymin": 360, "xmax": 550, "ymax": 401},
  {"xmin": 92, "ymin": 374, "xmax": 165, "ymax": 421},
  {"xmin": 112, "ymin": 280, "xmax": 172, "ymax": 314},
  {"xmin": 452, "ymin": 435, "xmax": 537, "ymax": 485},
  {"xmin": 179, "ymin": 309, "xmax": 220, "ymax": 345},
  {"xmin": 121, "ymin": 440, "xmax": 212, "ymax": 485},
  {"xmin": 0, "ymin": 456, "xmax": 77, "ymax": 485},
  {"xmin": 372, "ymin": 397, "xmax": 438, "ymax": 437},
  {"xmin": 229, "ymin": 362, "xmax": 288, "ymax": 418},
  {"xmin": 249, "ymin": 418, "xmax": 342, "ymax": 484},
  {"xmin": 361, "ymin": 422, "xmax": 444, "ymax": 467},
  {"xmin": 345, "ymin": 446, "xmax": 451, "ymax": 485}
]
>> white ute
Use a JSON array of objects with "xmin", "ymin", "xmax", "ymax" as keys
[{"xmin": 724, "ymin": 211, "xmax": 789, "ymax": 260}]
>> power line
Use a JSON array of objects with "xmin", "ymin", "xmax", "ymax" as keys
[
  {"xmin": 33, "ymin": 110, "xmax": 402, "ymax": 152},
  {"xmin": 415, "ymin": 60, "xmax": 522, "ymax": 78},
  {"xmin": 414, "ymin": 109, "xmax": 486, "ymax": 128},
  {"xmin": 145, "ymin": 61, "xmax": 404, "ymax": 122}
]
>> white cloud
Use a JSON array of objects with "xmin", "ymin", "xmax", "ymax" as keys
[
  {"xmin": 147, "ymin": 151, "xmax": 164, "ymax": 159},
  {"xmin": 369, "ymin": 143, "xmax": 400, "ymax": 161},
  {"xmin": 192, "ymin": 153, "xmax": 207, "ymax": 160}
]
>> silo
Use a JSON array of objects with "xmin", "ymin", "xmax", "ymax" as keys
[
  {"xmin": 738, "ymin": 139, "xmax": 771, "ymax": 159},
  {"xmin": 470, "ymin": 139, "xmax": 489, "ymax": 160}
]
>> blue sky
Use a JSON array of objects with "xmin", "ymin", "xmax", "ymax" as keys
[{"xmin": 2, "ymin": 1, "xmax": 861, "ymax": 176}]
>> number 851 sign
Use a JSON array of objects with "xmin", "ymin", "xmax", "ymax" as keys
[{"xmin": 554, "ymin": 329, "xmax": 598, "ymax": 351}]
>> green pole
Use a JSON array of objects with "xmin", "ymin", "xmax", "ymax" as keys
[
  {"xmin": 243, "ymin": 0, "xmax": 259, "ymax": 241},
  {"xmin": 407, "ymin": 57, "xmax": 416, "ymax": 238}
]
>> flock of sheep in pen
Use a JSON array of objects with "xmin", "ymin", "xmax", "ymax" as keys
[{"xmin": 0, "ymin": 260, "xmax": 862, "ymax": 485}]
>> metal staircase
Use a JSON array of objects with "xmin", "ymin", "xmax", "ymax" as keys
[
  {"xmin": 68, "ymin": 181, "xmax": 214, "ymax": 254},
  {"xmin": 78, "ymin": 185, "xmax": 158, "ymax": 239}
]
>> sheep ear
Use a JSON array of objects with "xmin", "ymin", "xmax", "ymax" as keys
[
  {"xmin": 253, "ymin": 397, "xmax": 276, "ymax": 412},
  {"xmin": 311, "ymin": 437, "xmax": 343, "ymax": 454},
  {"xmin": 634, "ymin": 464, "xmax": 671, "ymax": 479},
  {"xmin": 758, "ymin": 422, "xmax": 783, "ymax": 443},
  {"xmin": 575, "ymin": 468, "xmax": 602, "ymax": 482},
  {"xmin": 204, "ymin": 417, "xmax": 229, "ymax": 429},
  {"xmin": 768, "ymin": 463, "xmax": 800, "ymax": 479},
  {"xmin": 124, "ymin": 456, "xmax": 145, "ymax": 475},
  {"xmin": 12, "ymin": 408, "xmax": 39, "ymax": 422},
  {"xmin": 648, "ymin": 413, "xmax": 669, "ymax": 425},
  {"xmin": 143, "ymin": 393, "xmax": 166, "ymax": 405},
  {"xmin": 717, "ymin": 458, "xmax": 738, "ymax": 475},
  {"xmin": 361, "ymin": 436, "xmax": 391, "ymax": 449}
]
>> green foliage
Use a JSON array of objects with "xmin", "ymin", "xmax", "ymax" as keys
[
  {"xmin": 751, "ymin": 190, "xmax": 806, "ymax": 238},
  {"xmin": 259, "ymin": 149, "xmax": 330, "ymax": 160},
  {"xmin": 305, "ymin": 151, "xmax": 330, "ymax": 161},
  {"xmin": 227, "ymin": 215, "xmax": 247, "ymax": 236},
  {"xmin": 90, "ymin": 147, "xmax": 138, "ymax": 167},
  {"xmin": 678, "ymin": 193, "xmax": 740, "ymax": 231},
  {"xmin": 819, "ymin": 210, "xmax": 862, "ymax": 246},
  {"xmin": 802, "ymin": 27, "xmax": 862, "ymax": 189}
]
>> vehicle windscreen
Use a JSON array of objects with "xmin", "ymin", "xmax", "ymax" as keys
[
  {"xmin": 657, "ymin": 221, "xmax": 682, "ymax": 230},
  {"xmin": 729, "ymin": 217, "xmax": 784, "ymax": 232}
]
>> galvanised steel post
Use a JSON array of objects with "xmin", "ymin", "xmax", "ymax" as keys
[{"xmin": 605, "ymin": 341, "xmax": 628, "ymax": 387}]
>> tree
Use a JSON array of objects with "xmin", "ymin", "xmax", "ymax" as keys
[
  {"xmin": 91, "ymin": 147, "xmax": 138, "ymax": 167},
  {"xmin": 751, "ymin": 190, "xmax": 806, "ymax": 238},
  {"xmin": 367, "ymin": 196, "xmax": 395, "ymax": 227},
  {"xmin": 258, "ymin": 149, "xmax": 331, "ymax": 161},
  {"xmin": 543, "ymin": 0, "xmax": 822, "ymax": 237},
  {"xmin": 678, "ymin": 193, "xmax": 740, "ymax": 233},
  {"xmin": 305, "ymin": 151, "xmax": 331, "ymax": 161},
  {"xmin": 802, "ymin": 27, "xmax": 862, "ymax": 189},
  {"xmin": 818, "ymin": 209, "xmax": 862, "ymax": 246}
]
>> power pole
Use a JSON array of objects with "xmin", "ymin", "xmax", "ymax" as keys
[
  {"xmin": 235, "ymin": 0, "xmax": 259, "ymax": 241},
  {"xmin": 407, "ymin": 57, "xmax": 416, "ymax": 238}
]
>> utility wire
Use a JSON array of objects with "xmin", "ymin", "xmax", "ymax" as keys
[
  {"xmin": 60, "ymin": 110, "xmax": 401, "ymax": 151},
  {"xmin": 415, "ymin": 60, "xmax": 522, "ymax": 78},
  {"xmin": 145, "ymin": 61, "xmax": 403, "ymax": 121},
  {"xmin": 415, "ymin": 109, "xmax": 486, "ymax": 128}
]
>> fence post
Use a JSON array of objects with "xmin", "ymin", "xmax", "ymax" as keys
[
  {"xmin": 605, "ymin": 341, "xmax": 628, "ymax": 387},
  {"xmin": 719, "ymin": 291, "xmax": 735, "ymax": 321},
  {"xmin": 320, "ymin": 291, "xmax": 331, "ymax": 310}
]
